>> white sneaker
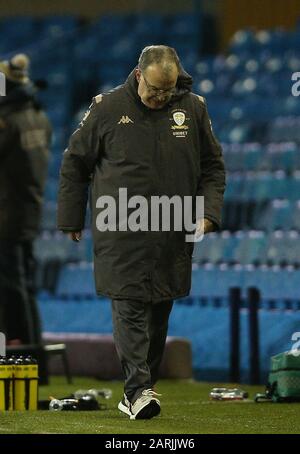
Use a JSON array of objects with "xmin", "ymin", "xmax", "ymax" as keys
[
  {"xmin": 130, "ymin": 389, "xmax": 161, "ymax": 420},
  {"xmin": 118, "ymin": 393, "xmax": 132, "ymax": 417},
  {"xmin": 118, "ymin": 389, "xmax": 161, "ymax": 420}
]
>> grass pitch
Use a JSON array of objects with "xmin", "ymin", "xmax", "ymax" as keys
[{"xmin": 0, "ymin": 377, "xmax": 300, "ymax": 434}]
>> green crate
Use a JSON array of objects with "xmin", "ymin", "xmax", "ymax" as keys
[{"xmin": 268, "ymin": 351, "xmax": 300, "ymax": 402}]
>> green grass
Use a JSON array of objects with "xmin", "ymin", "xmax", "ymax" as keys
[{"xmin": 1, "ymin": 377, "xmax": 300, "ymax": 434}]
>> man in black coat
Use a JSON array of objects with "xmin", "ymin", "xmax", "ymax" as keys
[
  {"xmin": 58, "ymin": 46, "xmax": 226, "ymax": 419},
  {"xmin": 0, "ymin": 54, "xmax": 51, "ymax": 346}
]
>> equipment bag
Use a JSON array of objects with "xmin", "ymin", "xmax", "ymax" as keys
[{"xmin": 255, "ymin": 351, "xmax": 300, "ymax": 403}]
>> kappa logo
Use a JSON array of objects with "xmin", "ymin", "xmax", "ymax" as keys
[{"xmin": 118, "ymin": 115, "xmax": 134, "ymax": 124}]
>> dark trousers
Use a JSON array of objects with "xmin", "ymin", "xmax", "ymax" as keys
[
  {"xmin": 0, "ymin": 240, "xmax": 42, "ymax": 344},
  {"xmin": 111, "ymin": 298, "xmax": 173, "ymax": 403}
]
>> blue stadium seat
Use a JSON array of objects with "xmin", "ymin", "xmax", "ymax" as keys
[
  {"xmin": 44, "ymin": 178, "xmax": 59, "ymax": 202},
  {"xmin": 243, "ymin": 265, "xmax": 300, "ymax": 301},
  {"xmin": 229, "ymin": 30, "xmax": 256, "ymax": 55},
  {"xmin": 81, "ymin": 230, "xmax": 94, "ymax": 262},
  {"xmin": 48, "ymin": 153, "xmax": 62, "ymax": 178},
  {"xmin": 35, "ymin": 231, "xmax": 84, "ymax": 263},
  {"xmin": 192, "ymin": 235, "xmax": 213, "ymax": 263},
  {"xmin": 224, "ymin": 173, "xmax": 244, "ymax": 201},
  {"xmin": 221, "ymin": 231, "xmax": 241, "ymax": 263},
  {"xmin": 268, "ymin": 117, "xmax": 300, "ymax": 142},
  {"xmin": 234, "ymin": 231, "xmax": 266, "ymax": 265},
  {"xmin": 242, "ymin": 143, "xmax": 263, "ymax": 170},
  {"xmin": 291, "ymin": 172, "xmax": 300, "ymax": 200},
  {"xmin": 40, "ymin": 202, "xmax": 57, "ymax": 230},
  {"xmin": 0, "ymin": 16, "xmax": 36, "ymax": 47},
  {"xmin": 110, "ymin": 37, "xmax": 139, "ymax": 65},
  {"xmin": 264, "ymin": 231, "xmax": 300, "ymax": 266},
  {"xmin": 73, "ymin": 35, "xmax": 99, "ymax": 62},
  {"xmin": 39, "ymin": 297, "xmax": 112, "ymax": 333},
  {"xmin": 38, "ymin": 15, "xmax": 79, "ymax": 38},
  {"xmin": 193, "ymin": 231, "xmax": 240, "ymax": 265},
  {"xmin": 167, "ymin": 13, "xmax": 201, "ymax": 37},
  {"xmin": 291, "ymin": 201, "xmax": 300, "ymax": 230},
  {"xmin": 223, "ymin": 150, "xmax": 237, "ymax": 172},
  {"xmin": 284, "ymin": 231, "xmax": 300, "ymax": 266},
  {"xmin": 256, "ymin": 199, "xmax": 292, "ymax": 231},
  {"xmin": 190, "ymin": 266, "xmax": 216, "ymax": 298},
  {"xmin": 135, "ymin": 14, "xmax": 165, "ymax": 37},
  {"xmin": 267, "ymin": 142, "xmax": 298, "ymax": 172},
  {"xmin": 55, "ymin": 262, "xmax": 95, "ymax": 298},
  {"xmin": 196, "ymin": 233, "xmax": 225, "ymax": 264},
  {"xmin": 51, "ymin": 128, "xmax": 67, "ymax": 152},
  {"xmin": 93, "ymin": 14, "xmax": 133, "ymax": 41},
  {"xmin": 190, "ymin": 265, "xmax": 243, "ymax": 301},
  {"xmin": 264, "ymin": 231, "xmax": 286, "ymax": 265},
  {"xmin": 245, "ymin": 172, "xmax": 289, "ymax": 202}
]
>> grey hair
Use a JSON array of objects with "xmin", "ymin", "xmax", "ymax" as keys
[{"xmin": 138, "ymin": 45, "xmax": 180, "ymax": 75}]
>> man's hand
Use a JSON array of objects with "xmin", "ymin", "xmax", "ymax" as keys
[
  {"xmin": 195, "ymin": 218, "xmax": 215, "ymax": 239},
  {"xmin": 203, "ymin": 218, "xmax": 215, "ymax": 234},
  {"xmin": 68, "ymin": 231, "xmax": 82, "ymax": 242}
]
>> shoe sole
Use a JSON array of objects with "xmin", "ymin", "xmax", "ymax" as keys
[
  {"xmin": 118, "ymin": 400, "xmax": 132, "ymax": 417},
  {"xmin": 132, "ymin": 400, "xmax": 161, "ymax": 420}
]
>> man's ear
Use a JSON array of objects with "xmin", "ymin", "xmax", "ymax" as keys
[{"xmin": 135, "ymin": 68, "xmax": 141, "ymax": 83}]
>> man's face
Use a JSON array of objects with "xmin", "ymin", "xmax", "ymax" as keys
[{"xmin": 136, "ymin": 64, "xmax": 178, "ymax": 110}]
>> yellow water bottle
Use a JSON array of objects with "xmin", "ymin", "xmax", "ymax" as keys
[
  {"xmin": 25, "ymin": 356, "xmax": 38, "ymax": 410},
  {"xmin": 6, "ymin": 356, "xmax": 14, "ymax": 410},
  {"xmin": 14, "ymin": 357, "xmax": 27, "ymax": 410},
  {"xmin": 0, "ymin": 356, "xmax": 13, "ymax": 411}
]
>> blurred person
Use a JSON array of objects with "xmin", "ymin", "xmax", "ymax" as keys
[
  {"xmin": 57, "ymin": 45, "xmax": 226, "ymax": 419},
  {"xmin": 0, "ymin": 54, "xmax": 52, "ymax": 346}
]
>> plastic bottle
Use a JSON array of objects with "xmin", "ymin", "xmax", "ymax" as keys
[
  {"xmin": 209, "ymin": 387, "xmax": 248, "ymax": 401},
  {"xmin": 7, "ymin": 356, "xmax": 16, "ymax": 410},
  {"xmin": 14, "ymin": 357, "xmax": 27, "ymax": 410},
  {"xmin": 13, "ymin": 356, "xmax": 38, "ymax": 411},
  {"xmin": 49, "ymin": 396, "xmax": 100, "ymax": 411},
  {"xmin": 24, "ymin": 356, "xmax": 38, "ymax": 410},
  {"xmin": 0, "ymin": 356, "xmax": 13, "ymax": 411},
  {"xmin": 49, "ymin": 398, "xmax": 78, "ymax": 411},
  {"xmin": 73, "ymin": 388, "xmax": 112, "ymax": 399}
]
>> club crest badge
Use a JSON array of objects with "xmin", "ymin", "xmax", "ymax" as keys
[
  {"xmin": 170, "ymin": 109, "xmax": 190, "ymax": 137},
  {"xmin": 173, "ymin": 111, "xmax": 186, "ymax": 126}
]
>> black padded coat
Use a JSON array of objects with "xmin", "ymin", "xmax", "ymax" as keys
[{"xmin": 57, "ymin": 69, "xmax": 226, "ymax": 302}]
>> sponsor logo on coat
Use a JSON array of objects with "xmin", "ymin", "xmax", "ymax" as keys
[
  {"xmin": 118, "ymin": 115, "xmax": 134, "ymax": 124},
  {"xmin": 170, "ymin": 109, "xmax": 189, "ymax": 138}
]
